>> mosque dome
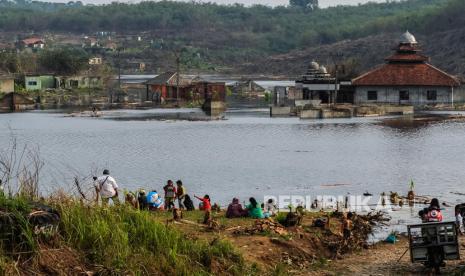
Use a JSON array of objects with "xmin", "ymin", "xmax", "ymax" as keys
[
  {"xmin": 319, "ymin": 66, "xmax": 328, "ymax": 74},
  {"xmin": 309, "ymin": 61, "xmax": 320, "ymax": 70},
  {"xmin": 400, "ymin": 31, "xmax": 417, "ymax": 44}
]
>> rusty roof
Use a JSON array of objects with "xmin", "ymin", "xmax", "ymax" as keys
[
  {"xmin": 145, "ymin": 72, "xmax": 198, "ymax": 87},
  {"xmin": 352, "ymin": 63, "xmax": 460, "ymax": 87}
]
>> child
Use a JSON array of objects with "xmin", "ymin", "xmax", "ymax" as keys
[
  {"xmin": 342, "ymin": 212, "xmax": 354, "ymax": 243},
  {"xmin": 195, "ymin": 194, "xmax": 211, "ymax": 224}
]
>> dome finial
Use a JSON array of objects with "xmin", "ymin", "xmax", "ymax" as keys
[{"xmin": 400, "ymin": 30, "xmax": 417, "ymax": 44}]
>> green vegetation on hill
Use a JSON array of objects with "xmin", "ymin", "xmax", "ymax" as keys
[
  {"xmin": 0, "ymin": 0, "xmax": 453, "ymax": 49},
  {"xmin": 0, "ymin": 0, "xmax": 463, "ymax": 73}
]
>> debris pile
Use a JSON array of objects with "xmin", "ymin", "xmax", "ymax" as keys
[
  {"xmin": 324, "ymin": 211, "xmax": 390, "ymax": 255},
  {"xmin": 233, "ymin": 219, "xmax": 288, "ymax": 236},
  {"xmin": 351, "ymin": 212, "xmax": 390, "ymax": 247}
]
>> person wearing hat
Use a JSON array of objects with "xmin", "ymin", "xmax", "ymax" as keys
[{"xmin": 94, "ymin": 169, "xmax": 120, "ymax": 205}]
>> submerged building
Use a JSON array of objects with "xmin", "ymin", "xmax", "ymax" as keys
[
  {"xmin": 145, "ymin": 72, "xmax": 226, "ymax": 103},
  {"xmin": 295, "ymin": 61, "xmax": 337, "ymax": 104},
  {"xmin": 352, "ymin": 31, "xmax": 460, "ymax": 105}
]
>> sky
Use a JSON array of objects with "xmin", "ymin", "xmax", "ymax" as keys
[{"xmin": 60, "ymin": 0, "xmax": 390, "ymax": 8}]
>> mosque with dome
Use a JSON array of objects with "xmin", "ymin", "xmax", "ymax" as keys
[
  {"xmin": 352, "ymin": 31, "xmax": 461, "ymax": 105},
  {"xmin": 294, "ymin": 31, "xmax": 461, "ymax": 107},
  {"xmin": 294, "ymin": 60, "xmax": 338, "ymax": 104}
]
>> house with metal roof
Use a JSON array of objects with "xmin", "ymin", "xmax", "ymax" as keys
[{"xmin": 352, "ymin": 31, "xmax": 461, "ymax": 106}]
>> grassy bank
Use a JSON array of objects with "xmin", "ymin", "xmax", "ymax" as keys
[{"xmin": 0, "ymin": 195, "xmax": 253, "ymax": 275}]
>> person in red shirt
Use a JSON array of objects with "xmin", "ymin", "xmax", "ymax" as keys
[{"xmin": 195, "ymin": 194, "xmax": 211, "ymax": 224}]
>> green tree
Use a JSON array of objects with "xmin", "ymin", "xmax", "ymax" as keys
[
  {"xmin": 38, "ymin": 47, "xmax": 89, "ymax": 75},
  {"xmin": 289, "ymin": 0, "xmax": 319, "ymax": 10}
]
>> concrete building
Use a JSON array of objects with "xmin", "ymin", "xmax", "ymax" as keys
[
  {"xmin": 352, "ymin": 31, "xmax": 460, "ymax": 106},
  {"xmin": 0, "ymin": 75, "xmax": 15, "ymax": 94},
  {"xmin": 89, "ymin": 57, "xmax": 103, "ymax": 65},
  {"xmin": 145, "ymin": 72, "xmax": 226, "ymax": 103},
  {"xmin": 231, "ymin": 80, "xmax": 268, "ymax": 98},
  {"xmin": 18, "ymin": 37, "xmax": 45, "ymax": 53},
  {"xmin": 56, "ymin": 75, "xmax": 103, "ymax": 89},
  {"xmin": 295, "ymin": 61, "xmax": 338, "ymax": 104},
  {"xmin": 25, "ymin": 75, "xmax": 55, "ymax": 91}
]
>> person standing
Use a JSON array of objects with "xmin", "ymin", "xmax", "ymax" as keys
[
  {"xmin": 94, "ymin": 169, "xmax": 120, "ymax": 206},
  {"xmin": 176, "ymin": 180, "xmax": 186, "ymax": 209},
  {"xmin": 163, "ymin": 180, "xmax": 177, "ymax": 210},
  {"xmin": 342, "ymin": 212, "xmax": 354, "ymax": 244},
  {"xmin": 194, "ymin": 194, "xmax": 211, "ymax": 224},
  {"xmin": 455, "ymin": 206, "xmax": 464, "ymax": 235}
]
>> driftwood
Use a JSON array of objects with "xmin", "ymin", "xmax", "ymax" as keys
[
  {"xmin": 233, "ymin": 219, "xmax": 288, "ymax": 236},
  {"xmin": 323, "ymin": 211, "xmax": 390, "ymax": 256}
]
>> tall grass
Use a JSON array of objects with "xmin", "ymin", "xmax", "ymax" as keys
[
  {"xmin": 0, "ymin": 194, "xmax": 251, "ymax": 275},
  {"xmin": 0, "ymin": 195, "xmax": 37, "ymax": 255},
  {"xmin": 57, "ymin": 202, "xmax": 247, "ymax": 275}
]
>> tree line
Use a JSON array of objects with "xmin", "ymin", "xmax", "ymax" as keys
[
  {"xmin": 0, "ymin": 0, "xmax": 454, "ymax": 50},
  {"xmin": 0, "ymin": 0, "xmax": 462, "ymax": 74}
]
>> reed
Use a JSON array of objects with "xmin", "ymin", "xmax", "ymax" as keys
[
  {"xmin": 56, "ymin": 202, "xmax": 246, "ymax": 275},
  {"xmin": 0, "ymin": 194, "xmax": 250, "ymax": 275}
]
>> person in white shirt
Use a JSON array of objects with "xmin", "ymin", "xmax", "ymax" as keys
[
  {"xmin": 94, "ymin": 169, "xmax": 120, "ymax": 205},
  {"xmin": 456, "ymin": 207, "xmax": 464, "ymax": 235},
  {"xmin": 263, "ymin": 198, "xmax": 277, "ymax": 217}
]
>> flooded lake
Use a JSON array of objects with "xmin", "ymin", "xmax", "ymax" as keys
[{"xmin": 0, "ymin": 108, "xmax": 464, "ymax": 228}]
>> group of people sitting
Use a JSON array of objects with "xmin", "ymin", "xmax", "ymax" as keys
[{"xmin": 226, "ymin": 197, "xmax": 277, "ymax": 219}]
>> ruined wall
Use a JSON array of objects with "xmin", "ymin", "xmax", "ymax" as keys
[{"xmin": 0, "ymin": 79, "xmax": 14, "ymax": 93}]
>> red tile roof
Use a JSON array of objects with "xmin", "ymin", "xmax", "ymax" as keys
[
  {"xmin": 352, "ymin": 63, "xmax": 460, "ymax": 87},
  {"xmin": 385, "ymin": 53, "xmax": 429, "ymax": 63},
  {"xmin": 22, "ymin": 38, "xmax": 44, "ymax": 45}
]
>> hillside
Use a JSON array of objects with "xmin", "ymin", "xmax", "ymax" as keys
[
  {"xmin": 239, "ymin": 0, "xmax": 465, "ymax": 77},
  {"xmin": 0, "ymin": 0, "xmax": 463, "ymax": 75},
  {"xmin": 240, "ymin": 28, "xmax": 465, "ymax": 78}
]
